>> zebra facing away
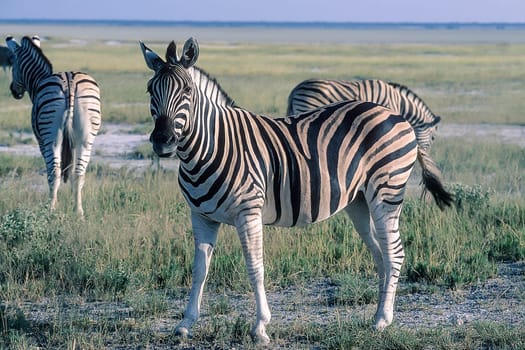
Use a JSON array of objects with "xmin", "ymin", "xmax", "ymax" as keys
[
  {"xmin": 140, "ymin": 39, "xmax": 452, "ymax": 344},
  {"xmin": 6, "ymin": 36, "xmax": 101, "ymax": 217},
  {"xmin": 287, "ymin": 78, "xmax": 442, "ymax": 153}
]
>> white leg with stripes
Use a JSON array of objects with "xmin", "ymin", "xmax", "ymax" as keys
[
  {"xmin": 235, "ymin": 211, "xmax": 271, "ymax": 344},
  {"xmin": 345, "ymin": 192, "xmax": 386, "ymax": 284},
  {"xmin": 72, "ymin": 173, "xmax": 85, "ymax": 217},
  {"xmin": 370, "ymin": 203, "xmax": 405, "ymax": 330},
  {"xmin": 48, "ymin": 159, "xmax": 61, "ymax": 211},
  {"xmin": 175, "ymin": 213, "xmax": 219, "ymax": 338}
]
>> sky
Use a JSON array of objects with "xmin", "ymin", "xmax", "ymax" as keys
[{"xmin": 2, "ymin": 0, "xmax": 525, "ymax": 23}]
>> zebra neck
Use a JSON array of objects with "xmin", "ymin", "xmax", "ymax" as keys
[
  {"xmin": 177, "ymin": 67, "xmax": 236, "ymax": 167},
  {"xmin": 395, "ymin": 87, "xmax": 437, "ymax": 127},
  {"xmin": 177, "ymin": 90, "xmax": 224, "ymax": 163},
  {"xmin": 190, "ymin": 66, "xmax": 235, "ymax": 107},
  {"xmin": 21, "ymin": 61, "xmax": 52, "ymax": 101}
]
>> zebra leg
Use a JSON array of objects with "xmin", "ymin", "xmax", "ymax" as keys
[
  {"xmin": 73, "ymin": 146, "xmax": 92, "ymax": 217},
  {"xmin": 235, "ymin": 211, "xmax": 271, "ymax": 344},
  {"xmin": 369, "ymin": 202, "xmax": 405, "ymax": 330},
  {"xmin": 72, "ymin": 172, "xmax": 85, "ymax": 217},
  {"xmin": 344, "ymin": 192, "xmax": 385, "ymax": 289},
  {"xmin": 175, "ymin": 213, "xmax": 219, "ymax": 338},
  {"xmin": 47, "ymin": 156, "xmax": 61, "ymax": 211}
]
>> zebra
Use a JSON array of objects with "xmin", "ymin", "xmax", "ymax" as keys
[
  {"xmin": 0, "ymin": 45, "xmax": 14, "ymax": 72},
  {"xmin": 6, "ymin": 35, "xmax": 102, "ymax": 217},
  {"xmin": 140, "ymin": 38, "xmax": 453, "ymax": 344},
  {"xmin": 287, "ymin": 79, "xmax": 442, "ymax": 153}
]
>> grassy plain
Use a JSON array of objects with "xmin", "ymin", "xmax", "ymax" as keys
[{"xmin": 0, "ymin": 25, "xmax": 524, "ymax": 348}]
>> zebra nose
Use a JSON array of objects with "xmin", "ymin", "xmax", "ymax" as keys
[
  {"xmin": 10, "ymin": 83, "xmax": 24, "ymax": 99},
  {"xmin": 149, "ymin": 131, "xmax": 174, "ymax": 145},
  {"xmin": 150, "ymin": 115, "xmax": 174, "ymax": 143}
]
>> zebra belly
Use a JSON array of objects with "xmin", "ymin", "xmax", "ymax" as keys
[{"xmin": 260, "ymin": 175, "xmax": 359, "ymax": 228}]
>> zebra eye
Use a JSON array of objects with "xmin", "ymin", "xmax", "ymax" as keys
[{"xmin": 182, "ymin": 86, "xmax": 192, "ymax": 94}]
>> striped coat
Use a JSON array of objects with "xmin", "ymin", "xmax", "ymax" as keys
[
  {"xmin": 140, "ymin": 39, "xmax": 452, "ymax": 344},
  {"xmin": 287, "ymin": 78, "xmax": 442, "ymax": 152},
  {"xmin": 6, "ymin": 36, "xmax": 101, "ymax": 216}
]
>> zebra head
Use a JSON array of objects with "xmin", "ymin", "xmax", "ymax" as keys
[
  {"xmin": 5, "ymin": 35, "xmax": 50, "ymax": 100},
  {"xmin": 140, "ymin": 38, "xmax": 199, "ymax": 158}
]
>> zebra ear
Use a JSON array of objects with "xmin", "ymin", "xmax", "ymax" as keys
[
  {"xmin": 32, "ymin": 35, "xmax": 41, "ymax": 48},
  {"xmin": 6, "ymin": 36, "xmax": 19, "ymax": 52},
  {"xmin": 180, "ymin": 37, "xmax": 199, "ymax": 68},
  {"xmin": 165, "ymin": 40, "xmax": 178, "ymax": 65},
  {"xmin": 140, "ymin": 41, "xmax": 165, "ymax": 72}
]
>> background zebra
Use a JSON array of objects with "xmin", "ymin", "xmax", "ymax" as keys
[
  {"xmin": 287, "ymin": 79, "xmax": 441, "ymax": 153},
  {"xmin": 6, "ymin": 36, "xmax": 102, "ymax": 217},
  {"xmin": 140, "ymin": 38, "xmax": 452, "ymax": 344},
  {"xmin": 0, "ymin": 45, "xmax": 14, "ymax": 71}
]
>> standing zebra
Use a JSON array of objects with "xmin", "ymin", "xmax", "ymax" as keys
[
  {"xmin": 6, "ymin": 36, "xmax": 102, "ymax": 217},
  {"xmin": 140, "ymin": 39, "xmax": 452, "ymax": 344},
  {"xmin": 287, "ymin": 79, "xmax": 441, "ymax": 153}
]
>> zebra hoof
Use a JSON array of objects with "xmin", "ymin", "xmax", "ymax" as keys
[
  {"xmin": 373, "ymin": 316, "xmax": 392, "ymax": 331},
  {"xmin": 251, "ymin": 327, "xmax": 270, "ymax": 345},
  {"xmin": 174, "ymin": 326, "xmax": 192, "ymax": 339}
]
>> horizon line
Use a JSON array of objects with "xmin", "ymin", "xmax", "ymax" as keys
[{"xmin": 1, "ymin": 19, "xmax": 524, "ymax": 26}]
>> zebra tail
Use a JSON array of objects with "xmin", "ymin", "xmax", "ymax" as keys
[
  {"xmin": 61, "ymin": 83, "xmax": 75, "ymax": 183},
  {"xmin": 61, "ymin": 129, "xmax": 73, "ymax": 183},
  {"xmin": 417, "ymin": 147, "xmax": 454, "ymax": 210}
]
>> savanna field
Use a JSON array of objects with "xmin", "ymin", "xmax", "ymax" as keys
[{"xmin": 0, "ymin": 23, "xmax": 524, "ymax": 349}]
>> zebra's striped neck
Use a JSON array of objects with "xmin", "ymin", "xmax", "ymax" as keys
[
  {"xmin": 17, "ymin": 39, "xmax": 53, "ymax": 101},
  {"xmin": 178, "ymin": 67, "xmax": 235, "ymax": 160},
  {"xmin": 387, "ymin": 82, "xmax": 438, "ymax": 128},
  {"xmin": 191, "ymin": 66, "xmax": 236, "ymax": 107},
  {"xmin": 174, "ymin": 67, "xmax": 236, "ymax": 163}
]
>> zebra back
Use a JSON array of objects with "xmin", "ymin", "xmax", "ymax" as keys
[{"xmin": 287, "ymin": 79, "xmax": 441, "ymax": 152}]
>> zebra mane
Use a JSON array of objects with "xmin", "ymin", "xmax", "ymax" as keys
[
  {"xmin": 387, "ymin": 81, "xmax": 439, "ymax": 122},
  {"xmin": 192, "ymin": 65, "xmax": 236, "ymax": 107},
  {"xmin": 20, "ymin": 36, "xmax": 53, "ymax": 74}
]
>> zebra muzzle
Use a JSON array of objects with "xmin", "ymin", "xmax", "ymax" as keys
[
  {"xmin": 10, "ymin": 83, "xmax": 24, "ymax": 99},
  {"xmin": 150, "ymin": 131, "xmax": 177, "ymax": 157},
  {"xmin": 150, "ymin": 115, "xmax": 179, "ymax": 157}
]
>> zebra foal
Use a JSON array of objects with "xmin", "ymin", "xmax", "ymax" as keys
[
  {"xmin": 140, "ymin": 38, "xmax": 451, "ymax": 344},
  {"xmin": 6, "ymin": 36, "xmax": 101, "ymax": 217}
]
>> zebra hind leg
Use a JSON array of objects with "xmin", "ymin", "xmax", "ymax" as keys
[
  {"xmin": 235, "ymin": 211, "xmax": 271, "ymax": 344},
  {"xmin": 369, "ymin": 201, "xmax": 405, "ymax": 330},
  {"xmin": 72, "ymin": 172, "xmax": 85, "ymax": 217},
  {"xmin": 47, "ymin": 159, "xmax": 61, "ymax": 211},
  {"xmin": 344, "ymin": 192, "xmax": 385, "ymax": 298}
]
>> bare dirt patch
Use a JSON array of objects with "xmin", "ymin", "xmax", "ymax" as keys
[{"xmin": 5, "ymin": 262, "xmax": 523, "ymax": 349}]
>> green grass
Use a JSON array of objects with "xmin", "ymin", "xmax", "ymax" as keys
[
  {"xmin": 0, "ymin": 33, "xmax": 524, "ymax": 348},
  {"xmin": 2, "ymin": 39, "xmax": 525, "ymax": 128}
]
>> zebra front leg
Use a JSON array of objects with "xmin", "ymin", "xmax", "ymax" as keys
[
  {"xmin": 370, "ymin": 203, "xmax": 405, "ymax": 330},
  {"xmin": 175, "ymin": 213, "xmax": 219, "ymax": 338},
  {"xmin": 236, "ymin": 211, "xmax": 271, "ymax": 344}
]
